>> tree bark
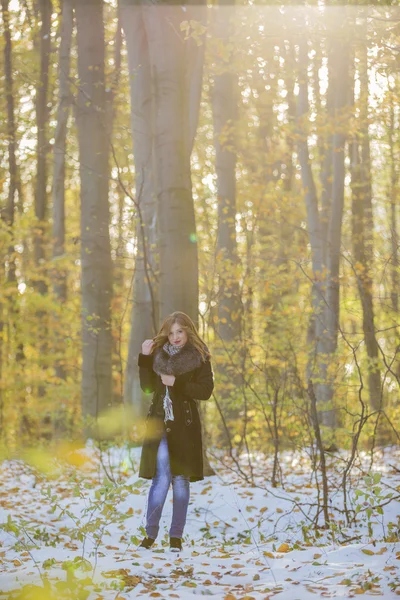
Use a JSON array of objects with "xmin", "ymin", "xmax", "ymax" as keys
[
  {"xmin": 35, "ymin": 0, "xmax": 52, "ymax": 296},
  {"xmin": 1, "ymin": 0, "xmax": 17, "ymax": 234},
  {"xmin": 296, "ymin": 37, "xmax": 325, "ymax": 350},
  {"xmin": 0, "ymin": 0, "xmax": 18, "ymax": 436},
  {"xmin": 142, "ymin": 3, "xmax": 199, "ymax": 325},
  {"xmin": 388, "ymin": 81, "xmax": 399, "ymax": 315},
  {"xmin": 120, "ymin": 4, "xmax": 159, "ymax": 419},
  {"xmin": 52, "ymin": 0, "xmax": 73, "ymax": 303},
  {"xmin": 350, "ymin": 26, "xmax": 381, "ymax": 412},
  {"xmin": 212, "ymin": 0, "xmax": 242, "ymax": 342},
  {"xmin": 317, "ymin": 17, "xmax": 350, "ymax": 427},
  {"xmin": 75, "ymin": 0, "xmax": 113, "ymax": 426},
  {"xmin": 296, "ymin": 20, "xmax": 350, "ymax": 428},
  {"xmin": 52, "ymin": 0, "xmax": 73, "ymax": 384},
  {"xmin": 210, "ymin": 1, "xmax": 243, "ymax": 447}
]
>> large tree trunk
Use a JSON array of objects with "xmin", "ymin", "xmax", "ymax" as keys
[
  {"xmin": 212, "ymin": 0, "xmax": 242, "ymax": 343},
  {"xmin": 75, "ymin": 0, "xmax": 113, "ymax": 427},
  {"xmin": 35, "ymin": 0, "xmax": 52, "ymax": 297},
  {"xmin": 317, "ymin": 17, "xmax": 350, "ymax": 427},
  {"xmin": 186, "ymin": 0, "xmax": 207, "ymax": 157},
  {"xmin": 142, "ymin": 3, "xmax": 199, "ymax": 324},
  {"xmin": 1, "ymin": 0, "xmax": 17, "ymax": 235},
  {"xmin": 52, "ymin": 0, "xmax": 73, "ymax": 303},
  {"xmin": 0, "ymin": 0, "xmax": 18, "ymax": 435},
  {"xmin": 30, "ymin": 0, "xmax": 52, "ymax": 402},
  {"xmin": 296, "ymin": 21, "xmax": 350, "ymax": 428},
  {"xmin": 350, "ymin": 28, "xmax": 381, "ymax": 412},
  {"xmin": 319, "ymin": 41, "xmax": 334, "ymax": 268},
  {"xmin": 105, "ymin": 15, "xmax": 124, "ymax": 406},
  {"xmin": 296, "ymin": 37, "xmax": 325, "ymax": 354},
  {"xmin": 388, "ymin": 81, "xmax": 398, "ymax": 315},
  {"xmin": 387, "ymin": 77, "xmax": 400, "ymax": 380},
  {"xmin": 52, "ymin": 0, "xmax": 73, "ymax": 382},
  {"xmin": 211, "ymin": 1, "xmax": 242, "ymax": 445},
  {"xmin": 120, "ymin": 4, "xmax": 159, "ymax": 420}
]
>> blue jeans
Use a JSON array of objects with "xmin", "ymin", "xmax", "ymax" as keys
[{"xmin": 145, "ymin": 433, "xmax": 190, "ymax": 539}]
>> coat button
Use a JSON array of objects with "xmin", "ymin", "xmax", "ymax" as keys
[
  {"xmin": 166, "ymin": 427, "xmax": 171, "ymax": 433},
  {"xmin": 186, "ymin": 410, "xmax": 190, "ymax": 413},
  {"xmin": 186, "ymin": 420, "xmax": 190, "ymax": 425}
]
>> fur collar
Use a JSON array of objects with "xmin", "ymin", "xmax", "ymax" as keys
[{"xmin": 153, "ymin": 342, "xmax": 204, "ymax": 376}]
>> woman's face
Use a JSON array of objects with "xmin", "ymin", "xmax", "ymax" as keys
[{"xmin": 168, "ymin": 322, "xmax": 188, "ymax": 346}]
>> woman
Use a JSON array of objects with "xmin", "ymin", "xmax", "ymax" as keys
[{"xmin": 137, "ymin": 311, "xmax": 214, "ymax": 552}]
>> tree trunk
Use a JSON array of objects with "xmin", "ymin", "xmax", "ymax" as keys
[
  {"xmin": 52, "ymin": 0, "xmax": 73, "ymax": 301},
  {"xmin": 319, "ymin": 41, "xmax": 334, "ymax": 266},
  {"xmin": 75, "ymin": 0, "xmax": 113, "ymax": 427},
  {"xmin": 211, "ymin": 1, "xmax": 243, "ymax": 446},
  {"xmin": 52, "ymin": 0, "xmax": 73, "ymax": 383},
  {"xmin": 388, "ymin": 81, "xmax": 399, "ymax": 315},
  {"xmin": 120, "ymin": 4, "xmax": 159, "ymax": 420},
  {"xmin": 212, "ymin": 0, "xmax": 242, "ymax": 343},
  {"xmin": 350, "ymin": 27, "xmax": 381, "ymax": 412},
  {"xmin": 0, "ymin": 0, "xmax": 18, "ymax": 436},
  {"xmin": 296, "ymin": 38, "xmax": 325, "ymax": 353},
  {"xmin": 1, "ymin": 0, "xmax": 17, "ymax": 234},
  {"xmin": 35, "ymin": 0, "xmax": 52, "ymax": 296},
  {"xmin": 142, "ymin": 3, "xmax": 199, "ymax": 325},
  {"xmin": 185, "ymin": 0, "xmax": 207, "ymax": 157},
  {"xmin": 317, "ymin": 18, "xmax": 350, "ymax": 427}
]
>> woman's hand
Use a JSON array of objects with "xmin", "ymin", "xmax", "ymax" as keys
[
  {"xmin": 142, "ymin": 339, "xmax": 155, "ymax": 355},
  {"xmin": 161, "ymin": 374, "xmax": 175, "ymax": 386}
]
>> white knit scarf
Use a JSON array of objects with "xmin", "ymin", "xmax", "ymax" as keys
[{"xmin": 162, "ymin": 341, "xmax": 185, "ymax": 422}]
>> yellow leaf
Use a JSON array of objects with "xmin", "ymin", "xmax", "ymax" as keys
[
  {"xmin": 277, "ymin": 543, "xmax": 291, "ymax": 553},
  {"xmin": 361, "ymin": 549, "xmax": 374, "ymax": 556},
  {"xmin": 12, "ymin": 559, "xmax": 22, "ymax": 566}
]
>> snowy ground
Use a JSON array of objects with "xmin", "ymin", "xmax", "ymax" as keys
[{"xmin": 1, "ymin": 443, "xmax": 400, "ymax": 599}]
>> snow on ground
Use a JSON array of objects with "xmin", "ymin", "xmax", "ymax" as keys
[{"xmin": 0, "ymin": 443, "xmax": 400, "ymax": 599}]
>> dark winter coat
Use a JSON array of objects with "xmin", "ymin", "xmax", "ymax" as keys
[{"xmin": 138, "ymin": 342, "xmax": 214, "ymax": 482}]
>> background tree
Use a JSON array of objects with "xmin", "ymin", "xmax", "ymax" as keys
[{"xmin": 75, "ymin": 0, "xmax": 113, "ymax": 426}]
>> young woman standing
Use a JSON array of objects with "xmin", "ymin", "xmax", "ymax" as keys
[{"xmin": 137, "ymin": 311, "xmax": 214, "ymax": 552}]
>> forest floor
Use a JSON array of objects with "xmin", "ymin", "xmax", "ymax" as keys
[{"xmin": 0, "ymin": 443, "xmax": 400, "ymax": 599}]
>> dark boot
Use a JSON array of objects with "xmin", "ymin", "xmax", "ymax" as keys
[
  {"xmin": 139, "ymin": 537, "xmax": 155, "ymax": 550},
  {"xmin": 170, "ymin": 537, "xmax": 182, "ymax": 552}
]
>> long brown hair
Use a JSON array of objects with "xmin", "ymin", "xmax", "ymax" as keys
[{"xmin": 151, "ymin": 311, "xmax": 211, "ymax": 362}]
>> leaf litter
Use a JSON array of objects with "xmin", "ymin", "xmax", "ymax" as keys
[{"xmin": 0, "ymin": 445, "xmax": 400, "ymax": 598}]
